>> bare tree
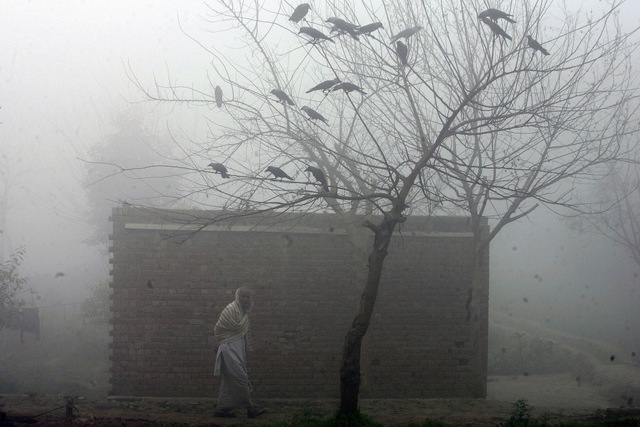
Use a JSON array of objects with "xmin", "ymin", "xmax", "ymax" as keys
[
  {"xmin": 126, "ymin": 0, "xmax": 639, "ymax": 416},
  {"xmin": 0, "ymin": 139, "xmax": 37, "ymax": 263},
  {"xmin": 423, "ymin": 0, "xmax": 640, "ymax": 383},
  {"xmin": 572, "ymin": 160, "xmax": 640, "ymax": 267},
  {"xmin": 83, "ymin": 109, "xmax": 179, "ymax": 248}
]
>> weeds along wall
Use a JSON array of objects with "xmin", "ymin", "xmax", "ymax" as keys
[{"xmin": 109, "ymin": 206, "xmax": 490, "ymax": 398}]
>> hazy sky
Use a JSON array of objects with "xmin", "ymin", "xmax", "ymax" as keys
[
  {"xmin": 2, "ymin": 1, "xmax": 209, "ymax": 284},
  {"xmin": 1, "ymin": 1, "xmax": 639, "ymax": 343}
]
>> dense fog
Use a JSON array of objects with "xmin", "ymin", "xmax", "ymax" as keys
[{"xmin": 1, "ymin": 0, "xmax": 639, "ymax": 410}]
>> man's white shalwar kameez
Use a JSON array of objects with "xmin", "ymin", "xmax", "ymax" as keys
[
  {"xmin": 214, "ymin": 336, "xmax": 252, "ymax": 408},
  {"xmin": 214, "ymin": 288, "xmax": 254, "ymax": 410}
]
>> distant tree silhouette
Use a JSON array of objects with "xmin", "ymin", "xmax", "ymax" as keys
[
  {"xmin": 574, "ymin": 160, "xmax": 640, "ymax": 267},
  {"xmin": 83, "ymin": 109, "xmax": 177, "ymax": 248},
  {"xmin": 0, "ymin": 247, "xmax": 31, "ymax": 329}
]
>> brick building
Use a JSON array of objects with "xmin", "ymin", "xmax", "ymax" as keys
[{"xmin": 109, "ymin": 205, "xmax": 489, "ymax": 398}]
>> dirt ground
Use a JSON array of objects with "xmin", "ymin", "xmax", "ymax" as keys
[{"xmin": 1, "ymin": 374, "xmax": 639, "ymax": 426}]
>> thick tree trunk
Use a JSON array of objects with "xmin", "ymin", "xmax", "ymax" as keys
[
  {"xmin": 467, "ymin": 230, "xmax": 490, "ymax": 396},
  {"xmin": 339, "ymin": 227, "xmax": 392, "ymax": 415}
]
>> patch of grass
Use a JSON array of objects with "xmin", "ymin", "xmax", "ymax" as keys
[
  {"xmin": 137, "ymin": 404, "xmax": 640, "ymax": 427},
  {"xmin": 193, "ymin": 410, "xmax": 383, "ymax": 427},
  {"xmin": 141, "ymin": 424, "xmax": 190, "ymax": 427},
  {"xmin": 289, "ymin": 407, "xmax": 326, "ymax": 424},
  {"xmin": 554, "ymin": 421, "xmax": 633, "ymax": 426},
  {"xmin": 405, "ymin": 421, "xmax": 458, "ymax": 427},
  {"xmin": 140, "ymin": 416, "xmax": 640, "ymax": 427},
  {"xmin": 498, "ymin": 399, "xmax": 640, "ymax": 427},
  {"xmin": 322, "ymin": 410, "xmax": 383, "ymax": 427}
]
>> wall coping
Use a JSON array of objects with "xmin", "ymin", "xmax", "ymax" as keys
[
  {"xmin": 123, "ymin": 222, "xmax": 473, "ymax": 237},
  {"xmin": 112, "ymin": 205, "xmax": 487, "ymax": 235}
]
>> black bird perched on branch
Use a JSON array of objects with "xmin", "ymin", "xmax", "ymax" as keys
[
  {"xmin": 478, "ymin": 8, "xmax": 516, "ymax": 23},
  {"xmin": 326, "ymin": 17, "xmax": 359, "ymax": 40},
  {"xmin": 270, "ymin": 89, "xmax": 295, "ymax": 105},
  {"xmin": 527, "ymin": 35, "xmax": 549, "ymax": 55},
  {"xmin": 214, "ymin": 86, "xmax": 223, "ymax": 108},
  {"xmin": 305, "ymin": 166, "xmax": 329, "ymax": 192},
  {"xmin": 208, "ymin": 162, "xmax": 229, "ymax": 178},
  {"xmin": 289, "ymin": 3, "xmax": 310, "ymax": 23},
  {"xmin": 479, "ymin": 17, "xmax": 512, "ymax": 41},
  {"xmin": 306, "ymin": 77, "xmax": 341, "ymax": 94},
  {"xmin": 391, "ymin": 26, "xmax": 422, "ymax": 43},
  {"xmin": 301, "ymin": 106, "xmax": 329, "ymax": 125},
  {"xmin": 332, "ymin": 82, "xmax": 366, "ymax": 95},
  {"xmin": 357, "ymin": 22, "xmax": 383, "ymax": 36},
  {"xmin": 266, "ymin": 166, "xmax": 294, "ymax": 180},
  {"xmin": 396, "ymin": 41, "xmax": 408, "ymax": 66},
  {"xmin": 299, "ymin": 26, "xmax": 335, "ymax": 43}
]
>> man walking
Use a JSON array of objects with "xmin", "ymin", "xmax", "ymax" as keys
[{"xmin": 213, "ymin": 287, "xmax": 265, "ymax": 418}]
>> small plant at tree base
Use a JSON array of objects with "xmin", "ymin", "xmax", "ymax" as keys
[
  {"xmin": 503, "ymin": 398, "xmax": 542, "ymax": 426},
  {"xmin": 512, "ymin": 399, "xmax": 532, "ymax": 422},
  {"xmin": 325, "ymin": 410, "xmax": 382, "ymax": 427}
]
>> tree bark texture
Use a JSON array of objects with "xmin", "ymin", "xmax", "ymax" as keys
[
  {"xmin": 466, "ymin": 237, "xmax": 491, "ymax": 396},
  {"xmin": 339, "ymin": 219, "xmax": 396, "ymax": 415}
]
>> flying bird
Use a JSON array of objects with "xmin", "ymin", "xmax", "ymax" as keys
[
  {"xmin": 305, "ymin": 166, "xmax": 329, "ymax": 192},
  {"xmin": 480, "ymin": 17, "xmax": 512, "ymax": 41},
  {"xmin": 208, "ymin": 162, "xmax": 230, "ymax": 178},
  {"xmin": 396, "ymin": 41, "xmax": 408, "ymax": 66},
  {"xmin": 391, "ymin": 26, "xmax": 422, "ymax": 43},
  {"xmin": 326, "ymin": 17, "xmax": 359, "ymax": 40},
  {"xmin": 54, "ymin": 272, "xmax": 65, "ymax": 278},
  {"xmin": 266, "ymin": 166, "xmax": 294, "ymax": 180},
  {"xmin": 289, "ymin": 3, "xmax": 310, "ymax": 23},
  {"xmin": 214, "ymin": 86, "xmax": 223, "ymax": 108},
  {"xmin": 306, "ymin": 77, "xmax": 341, "ymax": 94},
  {"xmin": 301, "ymin": 106, "xmax": 329, "ymax": 125},
  {"xmin": 357, "ymin": 22, "xmax": 383, "ymax": 36},
  {"xmin": 478, "ymin": 8, "xmax": 516, "ymax": 23},
  {"xmin": 299, "ymin": 26, "xmax": 335, "ymax": 43},
  {"xmin": 332, "ymin": 82, "xmax": 366, "ymax": 95},
  {"xmin": 527, "ymin": 35, "xmax": 549, "ymax": 55},
  {"xmin": 270, "ymin": 89, "xmax": 295, "ymax": 106}
]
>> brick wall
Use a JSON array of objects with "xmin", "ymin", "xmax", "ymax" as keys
[{"xmin": 109, "ymin": 206, "xmax": 489, "ymax": 398}]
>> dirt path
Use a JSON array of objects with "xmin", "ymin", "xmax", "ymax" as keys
[
  {"xmin": 487, "ymin": 373, "xmax": 616, "ymax": 409},
  {"xmin": 1, "ymin": 374, "xmax": 637, "ymax": 426}
]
